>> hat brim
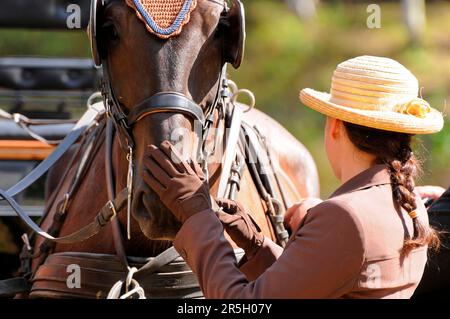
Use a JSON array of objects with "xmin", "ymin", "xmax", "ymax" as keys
[{"xmin": 300, "ymin": 88, "xmax": 444, "ymax": 134}]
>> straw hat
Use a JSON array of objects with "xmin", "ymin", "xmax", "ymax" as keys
[{"xmin": 299, "ymin": 56, "xmax": 444, "ymax": 134}]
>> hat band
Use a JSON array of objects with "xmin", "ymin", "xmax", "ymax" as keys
[{"xmin": 329, "ymin": 95, "xmax": 431, "ymax": 119}]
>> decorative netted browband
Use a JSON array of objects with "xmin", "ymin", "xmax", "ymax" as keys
[{"xmin": 125, "ymin": 0, "xmax": 198, "ymax": 39}]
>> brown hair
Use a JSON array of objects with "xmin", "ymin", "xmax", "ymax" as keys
[{"xmin": 343, "ymin": 121, "xmax": 440, "ymax": 256}]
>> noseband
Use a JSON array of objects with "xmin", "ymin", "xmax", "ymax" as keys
[
  {"xmin": 127, "ymin": 92, "xmax": 205, "ymax": 126},
  {"xmin": 101, "ymin": 61, "xmax": 208, "ymax": 151}
]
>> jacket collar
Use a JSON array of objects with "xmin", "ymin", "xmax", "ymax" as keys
[{"xmin": 330, "ymin": 164, "xmax": 391, "ymax": 198}]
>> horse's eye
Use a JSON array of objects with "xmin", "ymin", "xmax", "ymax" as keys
[{"xmin": 101, "ymin": 20, "xmax": 120, "ymax": 42}]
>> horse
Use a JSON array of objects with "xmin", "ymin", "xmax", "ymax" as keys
[{"xmin": 21, "ymin": 0, "xmax": 319, "ymax": 298}]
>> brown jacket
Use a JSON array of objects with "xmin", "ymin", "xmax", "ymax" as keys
[{"xmin": 173, "ymin": 165, "xmax": 428, "ymax": 298}]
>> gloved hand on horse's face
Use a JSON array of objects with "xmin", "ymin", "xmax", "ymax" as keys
[
  {"xmin": 143, "ymin": 141, "xmax": 212, "ymax": 224},
  {"xmin": 143, "ymin": 141, "xmax": 265, "ymax": 259}
]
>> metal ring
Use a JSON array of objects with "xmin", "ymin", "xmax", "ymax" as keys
[
  {"xmin": 231, "ymin": 89, "xmax": 256, "ymax": 113},
  {"xmin": 87, "ymin": 92, "xmax": 103, "ymax": 109}
]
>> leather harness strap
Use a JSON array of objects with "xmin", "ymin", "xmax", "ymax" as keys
[
  {"xmin": 105, "ymin": 118, "xmax": 130, "ymax": 269},
  {"xmin": 29, "ymin": 251, "xmax": 208, "ymax": 299},
  {"xmin": 0, "ymin": 187, "xmax": 128, "ymax": 245},
  {"xmin": 1, "ymin": 101, "xmax": 104, "ymax": 200},
  {"xmin": 32, "ymin": 121, "xmax": 108, "ymax": 269},
  {"xmin": 0, "ymin": 108, "xmax": 77, "ymax": 145},
  {"xmin": 135, "ymin": 246, "xmax": 180, "ymax": 280},
  {"xmin": 240, "ymin": 123, "xmax": 289, "ymax": 247}
]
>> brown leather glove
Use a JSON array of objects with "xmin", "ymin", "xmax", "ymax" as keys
[
  {"xmin": 143, "ymin": 141, "xmax": 211, "ymax": 223},
  {"xmin": 215, "ymin": 198, "xmax": 264, "ymax": 259}
]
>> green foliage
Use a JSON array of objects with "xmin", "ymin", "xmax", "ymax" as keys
[
  {"xmin": 233, "ymin": 0, "xmax": 450, "ymax": 196},
  {"xmin": 0, "ymin": 30, "xmax": 89, "ymax": 56}
]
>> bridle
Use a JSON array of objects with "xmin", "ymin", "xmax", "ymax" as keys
[
  {"xmin": 93, "ymin": 1, "xmax": 243, "ymax": 240},
  {"xmin": 0, "ymin": 0, "xmax": 245, "ymax": 250}
]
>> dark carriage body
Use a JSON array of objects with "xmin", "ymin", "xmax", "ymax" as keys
[{"xmin": 0, "ymin": 0, "xmax": 91, "ymax": 29}]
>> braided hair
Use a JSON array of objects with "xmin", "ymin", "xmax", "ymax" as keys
[{"xmin": 343, "ymin": 122, "xmax": 440, "ymax": 256}]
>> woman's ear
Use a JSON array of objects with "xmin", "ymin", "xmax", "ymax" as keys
[
  {"xmin": 222, "ymin": 0, "xmax": 246, "ymax": 69},
  {"xmin": 327, "ymin": 117, "xmax": 343, "ymax": 140}
]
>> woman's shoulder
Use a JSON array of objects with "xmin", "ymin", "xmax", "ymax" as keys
[
  {"xmin": 305, "ymin": 197, "xmax": 366, "ymax": 243},
  {"xmin": 308, "ymin": 195, "xmax": 364, "ymax": 224},
  {"xmin": 313, "ymin": 182, "xmax": 394, "ymax": 227},
  {"xmin": 298, "ymin": 197, "xmax": 367, "ymax": 262}
]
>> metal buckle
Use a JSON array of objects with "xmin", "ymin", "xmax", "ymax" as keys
[
  {"xmin": 106, "ymin": 200, "xmax": 117, "ymax": 220},
  {"xmin": 60, "ymin": 193, "xmax": 70, "ymax": 214},
  {"xmin": 21, "ymin": 233, "xmax": 32, "ymax": 251}
]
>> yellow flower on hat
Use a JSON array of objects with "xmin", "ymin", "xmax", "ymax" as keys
[{"xmin": 395, "ymin": 98, "xmax": 431, "ymax": 119}]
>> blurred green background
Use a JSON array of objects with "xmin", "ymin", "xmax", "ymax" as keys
[{"xmin": 0, "ymin": 0, "xmax": 448, "ymax": 197}]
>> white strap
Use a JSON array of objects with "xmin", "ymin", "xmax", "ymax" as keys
[
  {"xmin": 217, "ymin": 104, "xmax": 244, "ymax": 198},
  {"xmin": 107, "ymin": 267, "xmax": 146, "ymax": 299}
]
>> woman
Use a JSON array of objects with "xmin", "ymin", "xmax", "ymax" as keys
[{"xmin": 143, "ymin": 56, "xmax": 444, "ymax": 298}]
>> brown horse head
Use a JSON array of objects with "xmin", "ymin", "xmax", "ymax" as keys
[{"xmin": 95, "ymin": 0, "xmax": 245, "ymax": 239}]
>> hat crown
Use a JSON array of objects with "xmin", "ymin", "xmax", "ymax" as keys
[
  {"xmin": 330, "ymin": 56, "xmax": 420, "ymax": 111},
  {"xmin": 299, "ymin": 55, "xmax": 444, "ymax": 134}
]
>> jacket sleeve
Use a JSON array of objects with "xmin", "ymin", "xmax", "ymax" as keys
[
  {"xmin": 173, "ymin": 200, "xmax": 366, "ymax": 298},
  {"xmin": 238, "ymin": 237, "xmax": 283, "ymax": 281}
]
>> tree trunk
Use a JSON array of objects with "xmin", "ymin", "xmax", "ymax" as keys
[
  {"xmin": 286, "ymin": 0, "xmax": 317, "ymax": 21},
  {"xmin": 402, "ymin": 0, "xmax": 426, "ymax": 44}
]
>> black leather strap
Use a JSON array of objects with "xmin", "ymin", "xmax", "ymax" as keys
[{"xmin": 127, "ymin": 92, "xmax": 205, "ymax": 126}]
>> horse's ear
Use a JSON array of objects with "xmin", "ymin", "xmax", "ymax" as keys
[{"xmin": 223, "ymin": 0, "xmax": 246, "ymax": 69}]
